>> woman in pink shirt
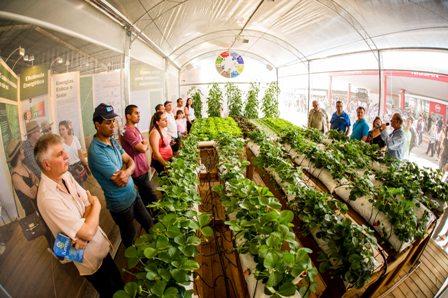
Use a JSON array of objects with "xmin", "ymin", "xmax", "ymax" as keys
[
  {"xmin": 149, "ymin": 111, "xmax": 173, "ymax": 173},
  {"xmin": 176, "ymin": 110, "xmax": 187, "ymax": 137}
]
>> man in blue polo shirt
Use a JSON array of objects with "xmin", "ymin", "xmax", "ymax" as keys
[
  {"xmin": 350, "ymin": 106, "xmax": 370, "ymax": 141},
  {"xmin": 88, "ymin": 103, "xmax": 153, "ymax": 247},
  {"xmin": 330, "ymin": 100, "xmax": 351, "ymax": 135}
]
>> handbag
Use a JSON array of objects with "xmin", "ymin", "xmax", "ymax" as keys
[{"xmin": 18, "ymin": 211, "xmax": 49, "ymax": 241}]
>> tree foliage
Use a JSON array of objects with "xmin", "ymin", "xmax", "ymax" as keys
[
  {"xmin": 207, "ymin": 83, "xmax": 222, "ymax": 117},
  {"xmin": 225, "ymin": 82, "xmax": 243, "ymax": 117},
  {"xmin": 244, "ymin": 83, "xmax": 259, "ymax": 119},
  {"xmin": 262, "ymin": 82, "xmax": 280, "ymax": 118},
  {"xmin": 187, "ymin": 87, "xmax": 203, "ymax": 119}
]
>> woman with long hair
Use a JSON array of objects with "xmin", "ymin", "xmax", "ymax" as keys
[
  {"xmin": 149, "ymin": 112, "xmax": 173, "ymax": 173},
  {"xmin": 7, "ymin": 140, "xmax": 39, "ymax": 216},
  {"xmin": 59, "ymin": 121, "xmax": 90, "ymax": 185},
  {"xmin": 184, "ymin": 97, "xmax": 196, "ymax": 133},
  {"xmin": 366, "ymin": 116, "xmax": 386, "ymax": 148}
]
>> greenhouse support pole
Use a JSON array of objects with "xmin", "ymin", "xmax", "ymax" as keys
[
  {"xmin": 275, "ymin": 67, "xmax": 279, "ymax": 85},
  {"xmin": 377, "ymin": 50, "xmax": 382, "ymax": 116},
  {"xmin": 164, "ymin": 58, "xmax": 169, "ymax": 100},
  {"xmin": 122, "ymin": 27, "xmax": 131, "ymax": 107},
  {"xmin": 307, "ymin": 61, "xmax": 311, "ymax": 113},
  {"xmin": 178, "ymin": 68, "xmax": 181, "ymax": 99}
]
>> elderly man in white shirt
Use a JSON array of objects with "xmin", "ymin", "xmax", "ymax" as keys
[
  {"xmin": 164, "ymin": 100, "xmax": 180, "ymax": 152},
  {"xmin": 35, "ymin": 133, "xmax": 123, "ymax": 297}
]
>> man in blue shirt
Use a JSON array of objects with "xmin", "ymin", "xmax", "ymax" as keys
[
  {"xmin": 330, "ymin": 100, "xmax": 351, "ymax": 135},
  {"xmin": 88, "ymin": 103, "xmax": 153, "ymax": 247},
  {"xmin": 381, "ymin": 113, "xmax": 406, "ymax": 160},
  {"xmin": 350, "ymin": 106, "xmax": 370, "ymax": 141}
]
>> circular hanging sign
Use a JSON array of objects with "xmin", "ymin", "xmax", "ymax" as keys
[{"xmin": 215, "ymin": 51, "xmax": 244, "ymax": 78}]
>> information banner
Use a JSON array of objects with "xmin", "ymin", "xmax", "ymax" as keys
[
  {"xmin": 20, "ymin": 65, "xmax": 48, "ymax": 100},
  {"xmin": 130, "ymin": 63, "xmax": 162, "ymax": 91},
  {"xmin": 0, "ymin": 58, "xmax": 18, "ymax": 101},
  {"xmin": 94, "ymin": 70, "xmax": 123, "ymax": 117},
  {"xmin": 0, "ymin": 103, "xmax": 20, "ymax": 149},
  {"xmin": 0, "ymin": 102, "xmax": 21, "ymax": 222},
  {"xmin": 51, "ymin": 72, "xmax": 83, "ymax": 143}
]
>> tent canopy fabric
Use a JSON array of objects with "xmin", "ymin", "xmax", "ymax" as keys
[{"xmin": 107, "ymin": 0, "xmax": 448, "ymax": 68}]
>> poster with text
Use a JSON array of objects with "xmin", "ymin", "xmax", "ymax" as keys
[
  {"xmin": 130, "ymin": 63, "xmax": 164, "ymax": 132},
  {"xmin": 51, "ymin": 72, "xmax": 83, "ymax": 145},
  {"xmin": 0, "ymin": 58, "xmax": 18, "ymax": 102},
  {"xmin": 20, "ymin": 65, "xmax": 48, "ymax": 100},
  {"xmin": 93, "ymin": 70, "xmax": 123, "ymax": 119},
  {"xmin": 0, "ymin": 102, "xmax": 20, "ymax": 222}
]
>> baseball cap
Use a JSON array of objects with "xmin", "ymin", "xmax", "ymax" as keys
[{"xmin": 93, "ymin": 103, "xmax": 118, "ymax": 120}]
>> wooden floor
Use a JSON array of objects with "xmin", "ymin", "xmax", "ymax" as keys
[
  {"xmin": 0, "ymin": 176, "xmax": 120, "ymax": 298},
  {"xmin": 378, "ymin": 239, "xmax": 448, "ymax": 298}
]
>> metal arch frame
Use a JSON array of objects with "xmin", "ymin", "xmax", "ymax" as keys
[
  {"xmin": 313, "ymin": 0, "xmax": 379, "ymax": 61},
  {"xmin": 169, "ymin": 29, "xmax": 308, "ymax": 65},
  {"xmin": 179, "ymin": 48, "xmax": 276, "ymax": 70}
]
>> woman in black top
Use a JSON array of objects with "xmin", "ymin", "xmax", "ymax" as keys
[
  {"xmin": 7, "ymin": 140, "xmax": 39, "ymax": 215},
  {"xmin": 366, "ymin": 116, "xmax": 386, "ymax": 148}
]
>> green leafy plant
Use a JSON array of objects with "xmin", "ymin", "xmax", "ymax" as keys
[
  {"xmin": 238, "ymin": 122, "xmax": 377, "ymax": 289},
  {"xmin": 207, "ymin": 83, "xmax": 222, "ymax": 117},
  {"xmin": 244, "ymin": 83, "xmax": 260, "ymax": 119},
  {"xmin": 188, "ymin": 87, "xmax": 203, "ymax": 119},
  {"xmin": 214, "ymin": 134, "xmax": 317, "ymax": 297},
  {"xmin": 262, "ymin": 82, "xmax": 280, "ymax": 118},
  {"xmin": 226, "ymin": 82, "xmax": 243, "ymax": 117},
  {"xmin": 115, "ymin": 135, "xmax": 212, "ymax": 298},
  {"xmin": 190, "ymin": 117, "xmax": 241, "ymax": 141}
]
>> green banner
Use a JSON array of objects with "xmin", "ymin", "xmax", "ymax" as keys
[
  {"xmin": 0, "ymin": 103, "xmax": 20, "ymax": 154},
  {"xmin": 0, "ymin": 59, "xmax": 18, "ymax": 101},
  {"xmin": 130, "ymin": 63, "xmax": 162, "ymax": 91},
  {"xmin": 20, "ymin": 64, "xmax": 48, "ymax": 100}
]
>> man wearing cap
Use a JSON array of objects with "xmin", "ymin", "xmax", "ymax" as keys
[
  {"xmin": 23, "ymin": 120, "xmax": 42, "ymax": 178},
  {"xmin": 88, "ymin": 103, "xmax": 153, "ymax": 247},
  {"xmin": 35, "ymin": 133, "xmax": 123, "ymax": 297}
]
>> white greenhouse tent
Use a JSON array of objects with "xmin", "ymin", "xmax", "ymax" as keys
[{"xmin": 0, "ymin": 1, "xmax": 447, "ymax": 297}]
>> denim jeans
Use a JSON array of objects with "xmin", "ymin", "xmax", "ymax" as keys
[{"xmin": 110, "ymin": 195, "xmax": 153, "ymax": 247}]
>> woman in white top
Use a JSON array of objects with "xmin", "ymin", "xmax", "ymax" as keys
[
  {"xmin": 184, "ymin": 97, "xmax": 196, "ymax": 133},
  {"xmin": 59, "ymin": 121, "xmax": 90, "ymax": 184}
]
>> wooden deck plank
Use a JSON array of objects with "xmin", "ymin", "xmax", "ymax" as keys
[
  {"xmin": 419, "ymin": 254, "xmax": 446, "ymax": 285},
  {"xmin": 402, "ymin": 277, "xmax": 425, "ymax": 298},
  {"xmin": 411, "ymin": 267, "xmax": 438, "ymax": 296},
  {"xmin": 425, "ymin": 241, "xmax": 448, "ymax": 269}
]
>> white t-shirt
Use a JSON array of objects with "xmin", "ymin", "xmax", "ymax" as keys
[
  {"xmin": 63, "ymin": 136, "xmax": 82, "ymax": 165},
  {"xmin": 187, "ymin": 106, "xmax": 196, "ymax": 122},
  {"xmin": 173, "ymin": 105, "xmax": 184, "ymax": 116},
  {"xmin": 166, "ymin": 112, "xmax": 178, "ymax": 138}
]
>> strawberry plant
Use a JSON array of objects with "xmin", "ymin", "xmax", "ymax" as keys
[
  {"xmin": 215, "ymin": 134, "xmax": 318, "ymax": 297},
  {"xmin": 115, "ymin": 135, "xmax": 212, "ymax": 298}
]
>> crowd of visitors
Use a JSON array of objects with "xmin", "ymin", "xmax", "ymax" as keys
[
  {"xmin": 309, "ymin": 100, "xmax": 448, "ymax": 168},
  {"xmin": 5, "ymin": 96, "xmax": 196, "ymax": 297}
]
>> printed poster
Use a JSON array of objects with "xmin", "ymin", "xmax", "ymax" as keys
[{"xmin": 51, "ymin": 72, "xmax": 83, "ymax": 144}]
